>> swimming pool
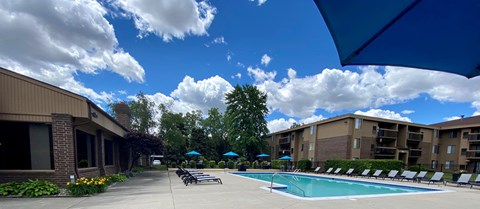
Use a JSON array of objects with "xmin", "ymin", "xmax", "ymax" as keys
[{"xmin": 232, "ymin": 172, "xmax": 447, "ymax": 200}]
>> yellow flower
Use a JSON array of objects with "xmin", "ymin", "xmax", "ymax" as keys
[
  {"xmin": 75, "ymin": 182, "xmax": 79, "ymax": 185},
  {"xmin": 67, "ymin": 182, "xmax": 70, "ymax": 186}
]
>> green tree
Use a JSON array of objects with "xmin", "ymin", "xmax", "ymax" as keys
[
  {"xmin": 125, "ymin": 132, "xmax": 163, "ymax": 171},
  {"xmin": 159, "ymin": 109, "xmax": 188, "ymax": 163},
  {"xmin": 225, "ymin": 84, "xmax": 269, "ymax": 161},
  {"xmin": 129, "ymin": 92, "xmax": 157, "ymax": 134},
  {"xmin": 201, "ymin": 108, "xmax": 228, "ymax": 161}
]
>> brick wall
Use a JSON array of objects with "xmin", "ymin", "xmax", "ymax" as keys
[
  {"xmin": 78, "ymin": 168, "xmax": 100, "ymax": 178},
  {"xmin": 114, "ymin": 102, "xmax": 131, "ymax": 131},
  {"xmin": 315, "ymin": 136, "xmax": 351, "ymax": 162},
  {"xmin": 360, "ymin": 137, "xmax": 376, "ymax": 159}
]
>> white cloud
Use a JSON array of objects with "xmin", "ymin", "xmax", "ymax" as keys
[
  {"xmin": 250, "ymin": 66, "xmax": 480, "ymax": 118},
  {"xmin": 401, "ymin": 110, "xmax": 415, "ymax": 114},
  {"xmin": 258, "ymin": 0, "xmax": 267, "ymax": 6},
  {"xmin": 112, "ymin": 0, "xmax": 216, "ymax": 42},
  {"xmin": 231, "ymin": 73, "xmax": 242, "ymax": 79},
  {"xmin": 354, "ymin": 109, "xmax": 412, "ymax": 122},
  {"xmin": 0, "ymin": 0, "xmax": 144, "ymax": 104},
  {"xmin": 237, "ymin": 62, "xmax": 245, "ymax": 68},
  {"xmin": 261, "ymin": 54, "xmax": 272, "ymax": 66},
  {"xmin": 247, "ymin": 66, "xmax": 276, "ymax": 82},
  {"xmin": 267, "ymin": 118, "xmax": 297, "ymax": 133},
  {"xmin": 301, "ymin": 115, "xmax": 326, "ymax": 124},
  {"xmin": 212, "ymin": 36, "xmax": 227, "ymax": 45},
  {"xmin": 118, "ymin": 90, "xmax": 127, "ymax": 95},
  {"xmin": 443, "ymin": 116, "xmax": 461, "ymax": 121}
]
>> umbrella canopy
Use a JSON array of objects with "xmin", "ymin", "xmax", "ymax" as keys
[
  {"xmin": 223, "ymin": 151, "xmax": 239, "ymax": 157},
  {"xmin": 256, "ymin": 153, "xmax": 270, "ymax": 157},
  {"xmin": 278, "ymin": 156, "xmax": 293, "ymax": 160},
  {"xmin": 186, "ymin": 150, "xmax": 201, "ymax": 156},
  {"xmin": 314, "ymin": 0, "xmax": 480, "ymax": 78}
]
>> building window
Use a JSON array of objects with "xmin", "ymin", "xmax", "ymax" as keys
[
  {"xmin": 310, "ymin": 125, "xmax": 316, "ymax": 135},
  {"xmin": 309, "ymin": 142, "xmax": 315, "ymax": 151},
  {"xmin": 434, "ymin": 129, "xmax": 439, "ymax": 138},
  {"xmin": 462, "ymin": 132, "xmax": 469, "ymax": 139},
  {"xmin": 447, "ymin": 145, "xmax": 456, "ymax": 154},
  {"xmin": 461, "ymin": 148, "xmax": 467, "ymax": 156},
  {"xmin": 104, "ymin": 140, "xmax": 114, "ymax": 166},
  {"xmin": 352, "ymin": 157, "xmax": 359, "ymax": 160},
  {"xmin": 449, "ymin": 131, "xmax": 457, "ymax": 138},
  {"xmin": 353, "ymin": 138, "xmax": 361, "ymax": 149},
  {"xmin": 301, "ymin": 144, "xmax": 304, "ymax": 151},
  {"xmin": 431, "ymin": 160, "xmax": 437, "ymax": 169},
  {"xmin": 76, "ymin": 130, "xmax": 96, "ymax": 168},
  {"xmin": 432, "ymin": 145, "xmax": 439, "ymax": 154},
  {"xmin": 445, "ymin": 161, "xmax": 454, "ymax": 170},
  {"xmin": 355, "ymin": 118, "xmax": 362, "ymax": 129},
  {"xmin": 372, "ymin": 126, "xmax": 377, "ymax": 134}
]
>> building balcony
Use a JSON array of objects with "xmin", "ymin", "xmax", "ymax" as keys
[
  {"xmin": 407, "ymin": 132, "xmax": 423, "ymax": 142},
  {"xmin": 279, "ymin": 137, "xmax": 291, "ymax": 144},
  {"xmin": 278, "ymin": 150, "xmax": 291, "ymax": 156},
  {"xmin": 374, "ymin": 147, "xmax": 396, "ymax": 156},
  {"xmin": 466, "ymin": 150, "xmax": 480, "ymax": 159},
  {"xmin": 468, "ymin": 133, "xmax": 480, "ymax": 143},
  {"xmin": 377, "ymin": 129, "xmax": 398, "ymax": 139},
  {"xmin": 409, "ymin": 149, "xmax": 422, "ymax": 157}
]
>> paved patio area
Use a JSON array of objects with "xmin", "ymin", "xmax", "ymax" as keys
[{"xmin": 0, "ymin": 170, "xmax": 479, "ymax": 209}]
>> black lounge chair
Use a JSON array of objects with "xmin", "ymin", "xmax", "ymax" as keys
[
  {"xmin": 383, "ymin": 170, "xmax": 399, "ymax": 180},
  {"xmin": 313, "ymin": 167, "xmax": 321, "ymax": 173},
  {"xmin": 345, "ymin": 168, "xmax": 354, "ymax": 176},
  {"xmin": 325, "ymin": 167, "xmax": 334, "ymax": 174},
  {"xmin": 184, "ymin": 174, "xmax": 223, "ymax": 186},
  {"xmin": 394, "ymin": 170, "xmax": 410, "ymax": 181},
  {"xmin": 469, "ymin": 175, "xmax": 480, "ymax": 188},
  {"xmin": 369, "ymin": 170, "xmax": 383, "ymax": 179},
  {"xmin": 358, "ymin": 169, "xmax": 370, "ymax": 178},
  {"xmin": 419, "ymin": 172, "xmax": 444, "ymax": 185},
  {"xmin": 445, "ymin": 173, "xmax": 472, "ymax": 187},
  {"xmin": 401, "ymin": 171, "xmax": 418, "ymax": 182},
  {"xmin": 414, "ymin": 171, "xmax": 428, "ymax": 182},
  {"xmin": 333, "ymin": 168, "xmax": 342, "ymax": 175}
]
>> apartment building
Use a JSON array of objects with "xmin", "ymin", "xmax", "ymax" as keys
[{"xmin": 267, "ymin": 114, "xmax": 480, "ymax": 173}]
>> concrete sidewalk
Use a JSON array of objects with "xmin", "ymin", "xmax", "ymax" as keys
[{"xmin": 1, "ymin": 170, "xmax": 480, "ymax": 209}]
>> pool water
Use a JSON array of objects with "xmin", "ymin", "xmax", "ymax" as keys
[{"xmin": 233, "ymin": 172, "xmax": 443, "ymax": 199}]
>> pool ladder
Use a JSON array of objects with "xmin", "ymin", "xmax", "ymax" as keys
[{"xmin": 270, "ymin": 173, "xmax": 306, "ymax": 197}]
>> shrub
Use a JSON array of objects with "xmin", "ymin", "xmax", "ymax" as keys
[
  {"xmin": 260, "ymin": 161, "xmax": 268, "ymax": 168},
  {"xmin": 271, "ymin": 160, "xmax": 287, "ymax": 169},
  {"xmin": 227, "ymin": 159, "xmax": 234, "ymax": 169},
  {"xmin": 0, "ymin": 180, "xmax": 59, "ymax": 197},
  {"xmin": 408, "ymin": 164, "xmax": 427, "ymax": 171},
  {"xmin": 181, "ymin": 162, "xmax": 187, "ymax": 168},
  {"xmin": 252, "ymin": 160, "xmax": 259, "ymax": 169},
  {"xmin": 244, "ymin": 161, "xmax": 251, "ymax": 168},
  {"xmin": 170, "ymin": 162, "xmax": 177, "ymax": 168},
  {"xmin": 132, "ymin": 167, "xmax": 144, "ymax": 173},
  {"xmin": 153, "ymin": 165, "xmax": 168, "ymax": 170},
  {"xmin": 297, "ymin": 159, "xmax": 312, "ymax": 171},
  {"xmin": 209, "ymin": 160, "xmax": 216, "ymax": 168},
  {"xmin": 189, "ymin": 160, "xmax": 196, "ymax": 168},
  {"xmin": 325, "ymin": 159, "xmax": 403, "ymax": 173},
  {"xmin": 109, "ymin": 174, "xmax": 128, "ymax": 183},
  {"xmin": 218, "ymin": 161, "xmax": 225, "ymax": 168},
  {"xmin": 67, "ymin": 177, "xmax": 109, "ymax": 196},
  {"xmin": 78, "ymin": 159, "xmax": 88, "ymax": 168}
]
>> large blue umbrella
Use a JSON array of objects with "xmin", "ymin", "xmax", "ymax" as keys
[
  {"xmin": 314, "ymin": 0, "xmax": 480, "ymax": 78},
  {"xmin": 186, "ymin": 150, "xmax": 201, "ymax": 156},
  {"xmin": 278, "ymin": 156, "xmax": 293, "ymax": 160},
  {"xmin": 256, "ymin": 153, "xmax": 270, "ymax": 158},
  {"xmin": 223, "ymin": 151, "xmax": 239, "ymax": 157}
]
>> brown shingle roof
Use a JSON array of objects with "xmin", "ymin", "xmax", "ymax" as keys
[{"xmin": 430, "ymin": 115, "xmax": 480, "ymax": 128}]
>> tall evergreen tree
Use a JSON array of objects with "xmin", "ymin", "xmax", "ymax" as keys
[
  {"xmin": 225, "ymin": 84, "xmax": 269, "ymax": 161},
  {"xmin": 201, "ymin": 108, "xmax": 228, "ymax": 161}
]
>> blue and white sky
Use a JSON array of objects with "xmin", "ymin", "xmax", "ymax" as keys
[{"xmin": 1, "ymin": 0, "xmax": 479, "ymax": 133}]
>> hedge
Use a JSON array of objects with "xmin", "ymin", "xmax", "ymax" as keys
[
  {"xmin": 325, "ymin": 159, "xmax": 403, "ymax": 174},
  {"xmin": 271, "ymin": 160, "xmax": 287, "ymax": 169},
  {"xmin": 297, "ymin": 160, "xmax": 312, "ymax": 171}
]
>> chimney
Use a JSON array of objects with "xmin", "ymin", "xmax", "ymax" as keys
[{"xmin": 114, "ymin": 102, "xmax": 131, "ymax": 131}]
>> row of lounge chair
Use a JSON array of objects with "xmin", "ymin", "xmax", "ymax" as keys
[
  {"xmin": 313, "ymin": 167, "xmax": 449, "ymax": 185},
  {"xmin": 175, "ymin": 167, "xmax": 223, "ymax": 186}
]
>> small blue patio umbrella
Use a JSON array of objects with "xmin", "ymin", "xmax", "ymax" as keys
[
  {"xmin": 256, "ymin": 153, "xmax": 270, "ymax": 158},
  {"xmin": 278, "ymin": 156, "xmax": 293, "ymax": 160},
  {"xmin": 223, "ymin": 151, "xmax": 239, "ymax": 157},
  {"xmin": 313, "ymin": 0, "xmax": 480, "ymax": 78},
  {"xmin": 186, "ymin": 150, "xmax": 201, "ymax": 156}
]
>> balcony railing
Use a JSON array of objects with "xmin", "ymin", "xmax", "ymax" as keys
[
  {"xmin": 407, "ymin": 132, "xmax": 423, "ymax": 142},
  {"xmin": 466, "ymin": 150, "xmax": 480, "ymax": 158},
  {"xmin": 409, "ymin": 149, "xmax": 422, "ymax": 157},
  {"xmin": 374, "ymin": 147, "xmax": 396, "ymax": 156},
  {"xmin": 468, "ymin": 133, "xmax": 480, "ymax": 142},
  {"xmin": 377, "ymin": 129, "xmax": 398, "ymax": 139},
  {"xmin": 279, "ymin": 137, "xmax": 290, "ymax": 144}
]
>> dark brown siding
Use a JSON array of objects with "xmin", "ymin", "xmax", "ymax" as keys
[{"xmin": 316, "ymin": 136, "xmax": 351, "ymax": 161}]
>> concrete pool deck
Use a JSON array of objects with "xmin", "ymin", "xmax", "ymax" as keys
[{"xmin": 0, "ymin": 170, "xmax": 479, "ymax": 209}]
